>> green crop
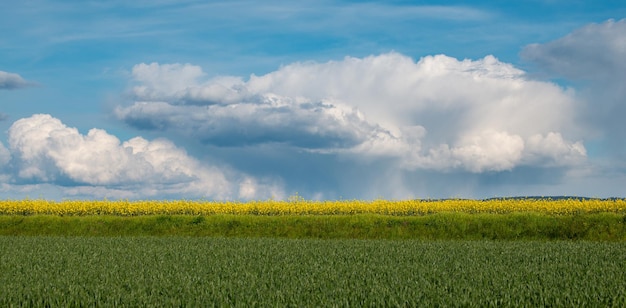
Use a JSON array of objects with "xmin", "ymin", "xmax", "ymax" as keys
[
  {"xmin": 2, "ymin": 213, "xmax": 625, "ymax": 240},
  {"xmin": 1, "ymin": 237, "xmax": 625, "ymax": 306}
]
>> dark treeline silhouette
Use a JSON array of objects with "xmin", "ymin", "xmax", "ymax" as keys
[{"xmin": 415, "ymin": 196, "xmax": 625, "ymax": 202}]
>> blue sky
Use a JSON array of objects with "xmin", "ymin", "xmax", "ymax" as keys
[{"xmin": 1, "ymin": 0, "xmax": 625, "ymax": 200}]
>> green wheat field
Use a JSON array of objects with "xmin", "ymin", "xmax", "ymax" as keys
[{"xmin": 1, "ymin": 198, "xmax": 625, "ymax": 306}]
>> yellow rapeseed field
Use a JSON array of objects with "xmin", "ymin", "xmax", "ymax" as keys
[{"xmin": 0, "ymin": 197, "xmax": 625, "ymax": 216}]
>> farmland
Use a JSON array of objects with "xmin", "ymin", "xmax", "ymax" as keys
[
  {"xmin": 1, "ymin": 198, "xmax": 625, "ymax": 306},
  {"xmin": 1, "ymin": 198, "xmax": 625, "ymax": 240},
  {"xmin": 2, "ymin": 197, "xmax": 625, "ymax": 216},
  {"xmin": 1, "ymin": 237, "xmax": 625, "ymax": 306}
]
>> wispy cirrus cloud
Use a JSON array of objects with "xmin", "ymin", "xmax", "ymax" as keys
[{"xmin": 4, "ymin": 1, "xmax": 493, "ymax": 44}]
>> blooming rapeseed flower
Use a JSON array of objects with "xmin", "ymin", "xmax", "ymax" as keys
[{"xmin": 0, "ymin": 198, "xmax": 624, "ymax": 216}]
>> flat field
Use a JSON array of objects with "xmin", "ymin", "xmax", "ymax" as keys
[
  {"xmin": 1, "ymin": 198, "xmax": 625, "ymax": 306},
  {"xmin": 2, "ymin": 197, "xmax": 625, "ymax": 216},
  {"xmin": 1, "ymin": 213, "xmax": 625, "ymax": 240},
  {"xmin": 1, "ymin": 237, "xmax": 625, "ymax": 307},
  {"xmin": 0, "ymin": 198, "xmax": 625, "ymax": 240}
]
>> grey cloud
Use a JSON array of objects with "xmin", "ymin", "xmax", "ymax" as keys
[
  {"xmin": 116, "ymin": 95, "xmax": 391, "ymax": 149},
  {"xmin": 0, "ymin": 142, "xmax": 10, "ymax": 167},
  {"xmin": 521, "ymin": 19, "xmax": 626, "ymax": 81},
  {"xmin": 522, "ymin": 19, "xmax": 626, "ymax": 156},
  {"xmin": 0, "ymin": 71, "xmax": 35, "ymax": 90}
]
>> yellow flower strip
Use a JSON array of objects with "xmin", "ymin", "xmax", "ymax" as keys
[{"xmin": 0, "ymin": 198, "xmax": 625, "ymax": 216}]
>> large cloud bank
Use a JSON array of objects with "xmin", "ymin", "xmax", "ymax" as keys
[
  {"xmin": 116, "ymin": 53, "xmax": 586, "ymax": 173},
  {"xmin": 0, "ymin": 114, "xmax": 282, "ymax": 199},
  {"xmin": 7, "ymin": 19, "xmax": 623, "ymax": 199}
]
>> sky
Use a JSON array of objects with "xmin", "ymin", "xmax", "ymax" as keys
[{"xmin": 0, "ymin": 0, "xmax": 625, "ymax": 200}]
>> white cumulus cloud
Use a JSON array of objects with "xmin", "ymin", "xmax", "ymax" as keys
[
  {"xmin": 118, "ymin": 52, "xmax": 586, "ymax": 173},
  {"xmin": 6, "ymin": 114, "xmax": 283, "ymax": 199}
]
